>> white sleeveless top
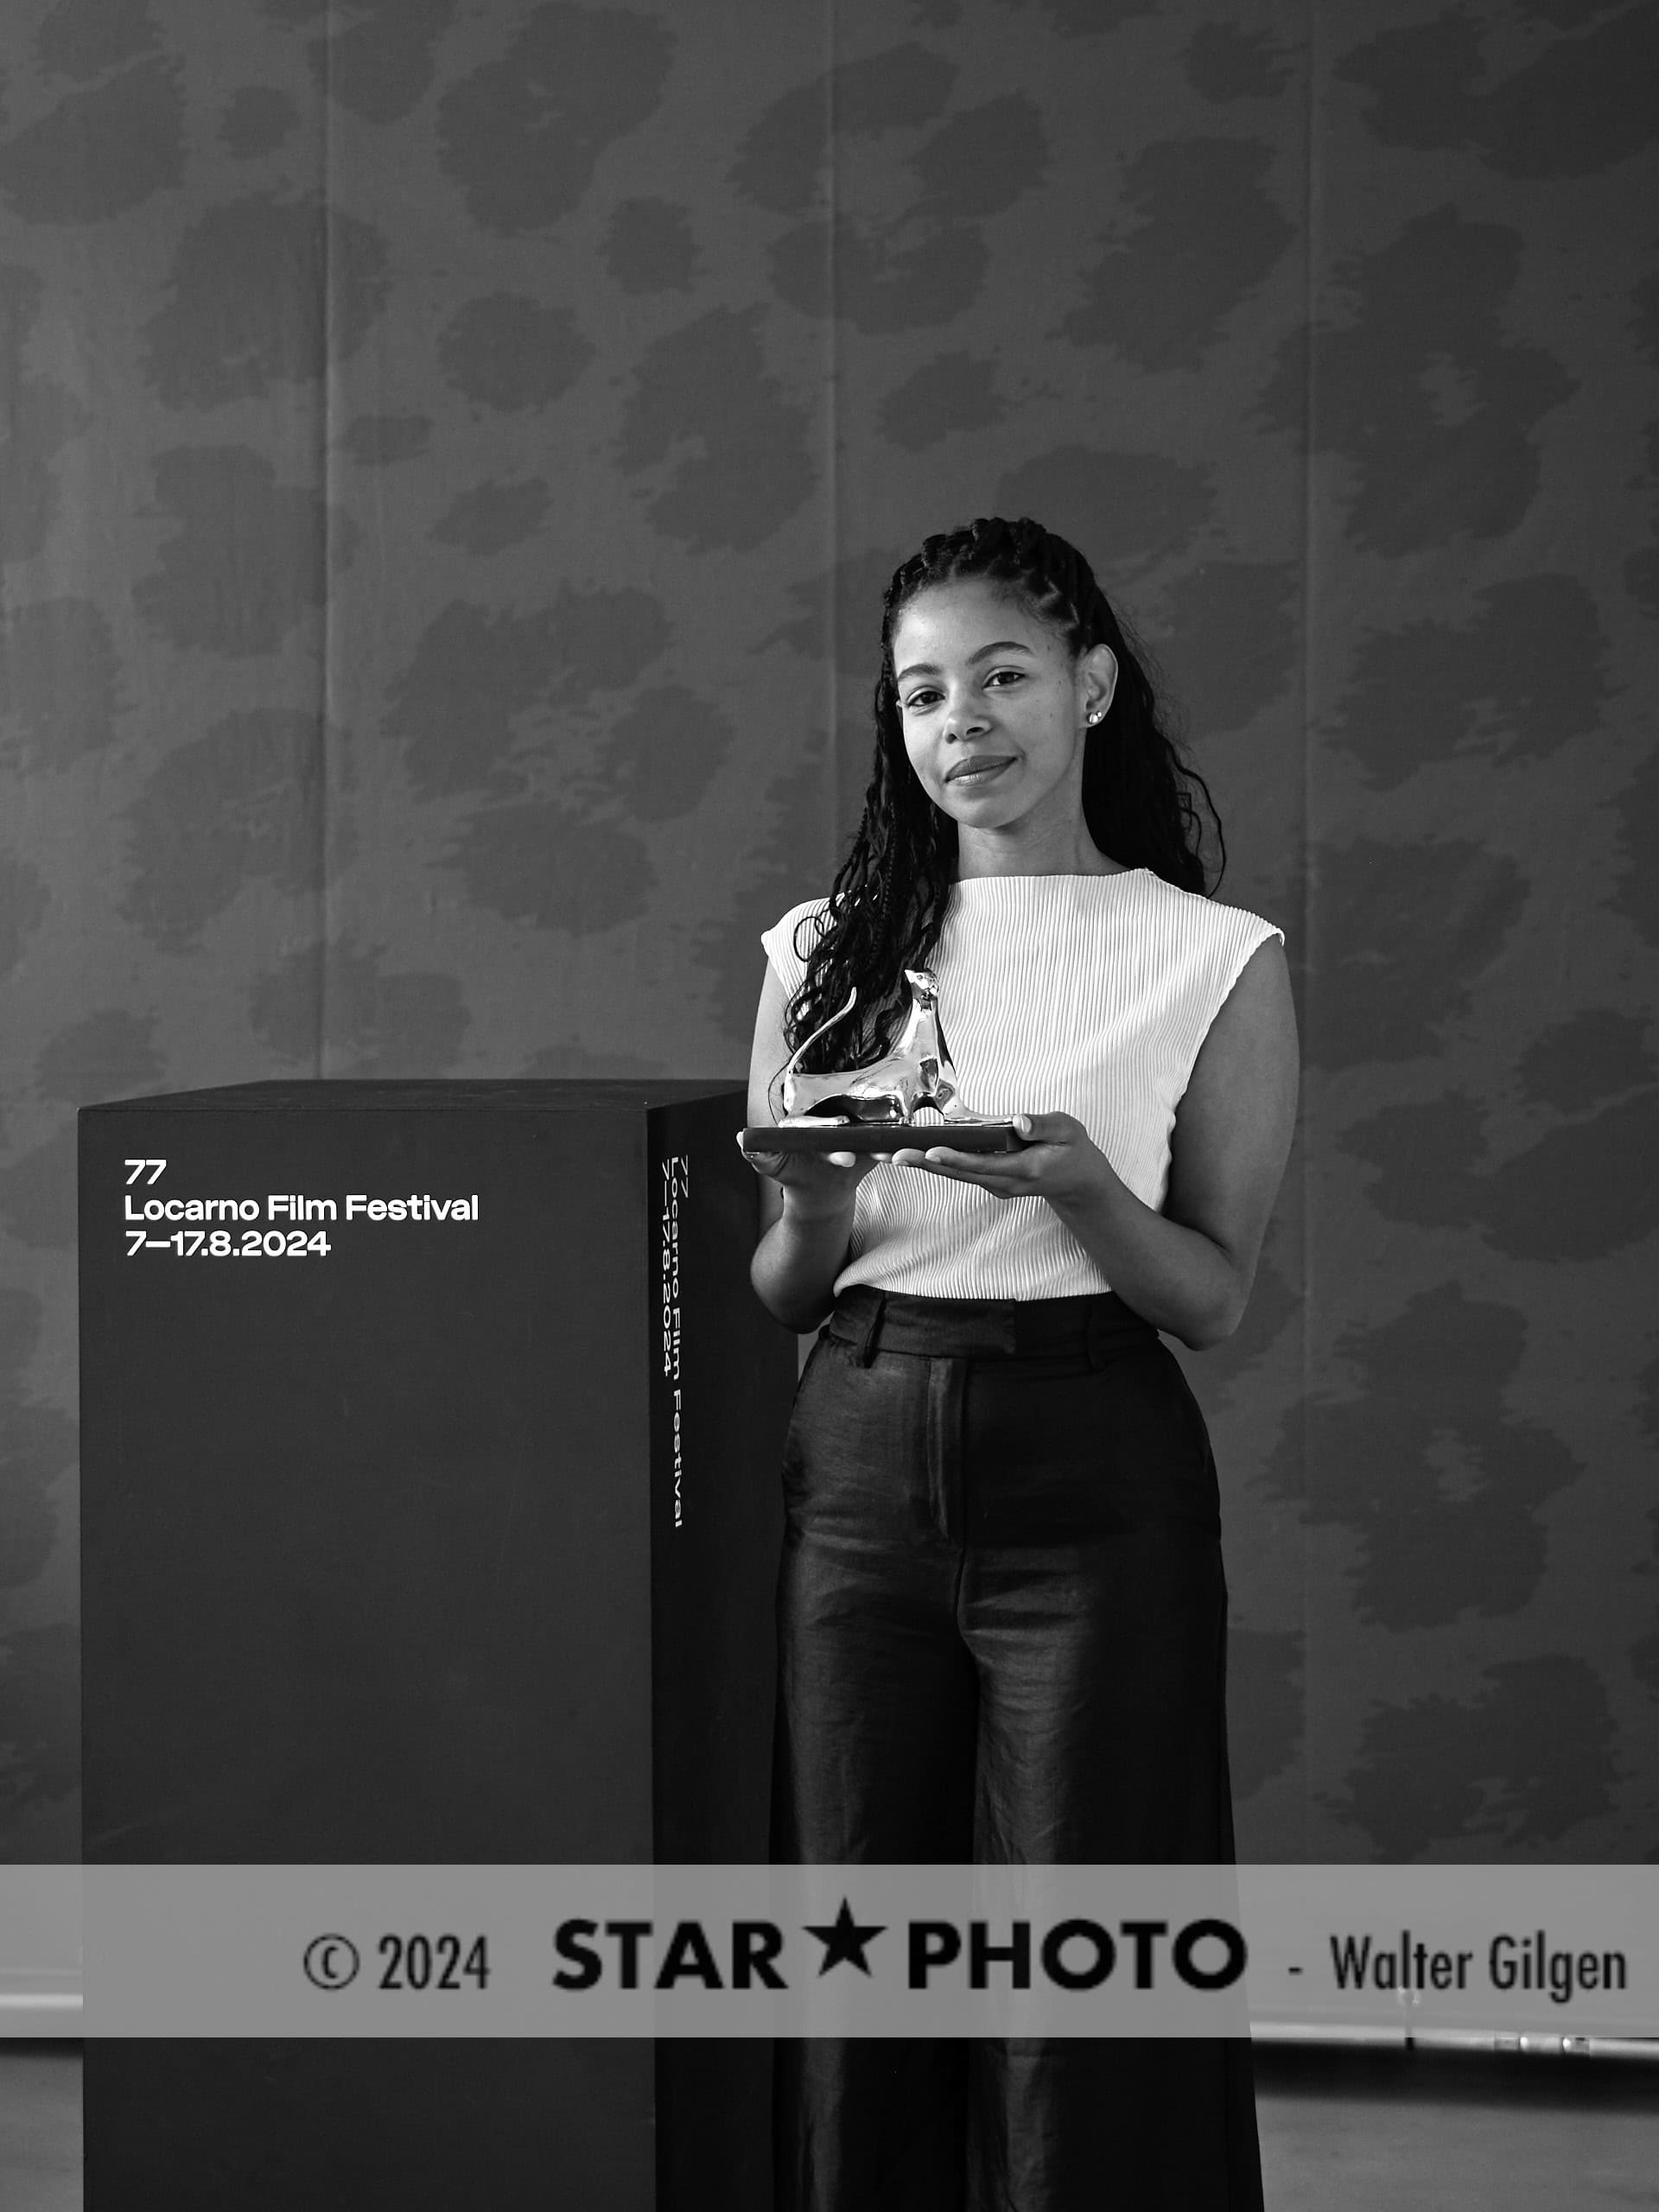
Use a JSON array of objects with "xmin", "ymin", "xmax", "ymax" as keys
[{"xmin": 761, "ymin": 868, "xmax": 1284, "ymax": 1300}]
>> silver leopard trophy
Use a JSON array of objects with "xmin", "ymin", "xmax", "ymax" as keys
[{"xmin": 742, "ymin": 969, "xmax": 1024, "ymax": 1155}]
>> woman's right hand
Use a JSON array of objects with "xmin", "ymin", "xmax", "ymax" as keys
[{"xmin": 736, "ymin": 1135, "xmax": 877, "ymax": 1217}]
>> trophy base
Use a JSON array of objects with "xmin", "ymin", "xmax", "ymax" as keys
[{"xmin": 741, "ymin": 1120, "xmax": 1026, "ymax": 1155}]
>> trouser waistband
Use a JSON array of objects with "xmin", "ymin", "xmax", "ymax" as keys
[{"xmin": 824, "ymin": 1284, "xmax": 1158, "ymax": 1367}]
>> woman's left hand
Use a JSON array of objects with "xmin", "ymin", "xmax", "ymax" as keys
[{"xmin": 891, "ymin": 1112, "xmax": 1111, "ymax": 1207}]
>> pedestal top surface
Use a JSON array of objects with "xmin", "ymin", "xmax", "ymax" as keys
[{"xmin": 79, "ymin": 1077, "xmax": 744, "ymax": 1115}]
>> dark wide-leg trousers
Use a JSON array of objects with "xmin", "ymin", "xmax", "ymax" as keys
[{"xmin": 771, "ymin": 1285, "xmax": 1265, "ymax": 2212}]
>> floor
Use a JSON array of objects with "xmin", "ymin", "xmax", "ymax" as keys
[
  {"xmin": 3, "ymin": 2047, "xmax": 78, "ymax": 2212},
  {"xmin": 3, "ymin": 2042, "xmax": 1657, "ymax": 2209},
  {"xmin": 1251, "ymin": 2044, "xmax": 1659, "ymax": 2209}
]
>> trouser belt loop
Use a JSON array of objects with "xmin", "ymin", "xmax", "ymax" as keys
[
  {"xmin": 1086, "ymin": 1301, "xmax": 1111, "ymax": 1372},
  {"xmin": 855, "ymin": 1290, "xmax": 887, "ymax": 1366}
]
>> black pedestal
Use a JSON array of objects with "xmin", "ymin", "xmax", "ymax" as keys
[{"xmin": 79, "ymin": 1080, "xmax": 796, "ymax": 2210}]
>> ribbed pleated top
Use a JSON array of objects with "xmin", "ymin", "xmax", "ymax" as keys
[{"xmin": 761, "ymin": 868, "xmax": 1284, "ymax": 1300}]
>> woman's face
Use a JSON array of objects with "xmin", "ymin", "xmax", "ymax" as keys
[{"xmin": 891, "ymin": 580, "xmax": 1116, "ymax": 842}]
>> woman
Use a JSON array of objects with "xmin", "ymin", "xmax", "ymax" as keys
[{"xmin": 740, "ymin": 515, "xmax": 1299, "ymax": 2211}]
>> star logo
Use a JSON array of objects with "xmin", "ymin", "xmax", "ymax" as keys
[{"xmin": 803, "ymin": 1897, "xmax": 886, "ymax": 1977}]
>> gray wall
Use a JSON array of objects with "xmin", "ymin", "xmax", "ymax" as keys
[{"xmin": 1, "ymin": 0, "xmax": 1656, "ymax": 1865}]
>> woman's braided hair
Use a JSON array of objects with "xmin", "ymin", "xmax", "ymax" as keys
[{"xmin": 784, "ymin": 514, "xmax": 1226, "ymax": 1069}]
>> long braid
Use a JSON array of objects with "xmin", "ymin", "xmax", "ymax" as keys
[{"xmin": 783, "ymin": 515, "xmax": 1225, "ymax": 1070}]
